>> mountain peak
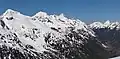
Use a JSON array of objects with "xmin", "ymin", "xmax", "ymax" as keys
[
  {"xmin": 103, "ymin": 20, "xmax": 111, "ymax": 27},
  {"xmin": 59, "ymin": 13, "xmax": 64, "ymax": 17},
  {"xmin": 3, "ymin": 9, "xmax": 20, "ymax": 16},
  {"xmin": 104, "ymin": 20, "xmax": 110, "ymax": 25},
  {"xmin": 5, "ymin": 9, "xmax": 16, "ymax": 12},
  {"xmin": 33, "ymin": 11, "xmax": 48, "ymax": 18},
  {"xmin": 58, "ymin": 13, "xmax": 67, "ymax": 20}
]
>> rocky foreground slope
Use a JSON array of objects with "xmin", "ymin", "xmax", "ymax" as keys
[{"xmin": 0, "ymin": 9, "xmax": 119, "ymax": 59}]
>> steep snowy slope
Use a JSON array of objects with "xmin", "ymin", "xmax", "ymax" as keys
[
  {"xmin": 1, "ymin": 9, "xmax": 51, "ymax": 52},
  {"xmin": 0, "ymin": 9, "xmax": 109, "ymax": 59}
]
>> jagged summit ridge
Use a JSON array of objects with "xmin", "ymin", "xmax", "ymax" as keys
[
  {"xmin": 0, "ymin": 9, "xmax": 94, "ymax": 48},
  {"xmin": 1, "ymin": 9, "xmax": 92, "ymax": 33},
  {"xmin": 0, "ymin": 9, "xmax": 113, "ymax": 59},
  {"xmin": 89, "ymin": 20, "xmax": 120, "ymax": 29}
]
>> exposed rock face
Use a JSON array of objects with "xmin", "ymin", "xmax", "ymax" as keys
[{"xmin": 0, "ymin": 9, "xmax": 109, "ymax": 59}]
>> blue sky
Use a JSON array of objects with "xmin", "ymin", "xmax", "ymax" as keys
[{"xmin": 0, "ymin": 0, "xmax": 120, "ymax": 22}]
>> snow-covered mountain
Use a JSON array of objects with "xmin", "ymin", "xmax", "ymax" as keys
[
  {"xmin": 90, "ymin": 21, "xmax": 120, "ymax": 58},
  {"xmin": 89, "ymin": 20, "xmax": 120, "ymax": 30},
  {"xmin": 0, "ymin": 9, "xmax": 115, "ymax": 59}
]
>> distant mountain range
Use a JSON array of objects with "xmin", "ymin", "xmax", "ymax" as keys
[{"xmin": 0, "ymin": 9, "xmax": 119, "ymax": 59}]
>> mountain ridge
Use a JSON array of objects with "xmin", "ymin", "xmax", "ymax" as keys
[{"xmin": 0, "ymin": 9, "xmax": 119, "ymax": 59}]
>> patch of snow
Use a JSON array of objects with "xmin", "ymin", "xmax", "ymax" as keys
[
  {"xmin": 109, "ymin": 56, "xmax": 120, "ymax": 59},
  {"xmin": 102, "ymin": 44, "xmax": 108, "ymax": 48}
]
